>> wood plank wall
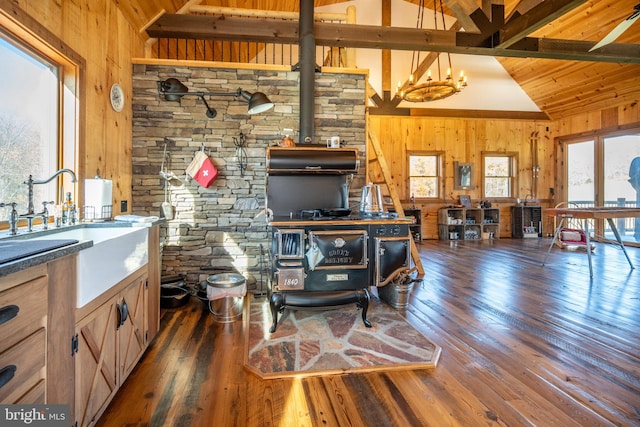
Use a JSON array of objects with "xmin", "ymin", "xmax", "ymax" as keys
[
  {"xmin": 0, "ymin": 0, "xmax": 145, "ymax": 214},
  {"xmin": 368, "ymin": 115, "xmax": 554, "ymax": 239},
  {"xmin": 369, "ymin": 101, "xmax": 640, "ymax": 240},
  {"xmin": 555, "ymin": 102, "xmax": 640, "ymax": 135}
]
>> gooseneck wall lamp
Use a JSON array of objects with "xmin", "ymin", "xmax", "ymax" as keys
[{"xmin": 157, "ymin": 78, "xmax": 274, "ymax": 119}]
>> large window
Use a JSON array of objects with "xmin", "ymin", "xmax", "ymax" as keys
[
  {"xmin": 566, "ymin": 140, "xmax": 595, "ymax": 206},
  {"xmin": 0, "ymin": 21, "xmax": 78, "ymax": 223},
  {"xmin": 563, "ymin": 131, "xmax": 640, "ymax": 243},
  {"xmin": 408, "ymin": 152, "xmax": 442, "ymax": 199},
  {"xmin": 483, "ymin": 153, "xmax": 516, "ymax": 198}
]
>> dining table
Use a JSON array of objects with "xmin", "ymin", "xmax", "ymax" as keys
[{"xmin": 542, "ymin": 207, "xmax": 640, "ymax": 277}]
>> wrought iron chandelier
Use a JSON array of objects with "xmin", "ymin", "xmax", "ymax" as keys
[{"xmin": 397, "ymin": 0, "xmax": 468, "ymax": 102}]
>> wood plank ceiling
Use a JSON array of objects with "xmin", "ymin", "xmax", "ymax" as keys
[{"xmin": 118, "ymin": 0, "xmax": 640, "ymax": 120}]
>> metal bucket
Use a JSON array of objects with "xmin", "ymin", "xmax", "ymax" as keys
[
  {"xmin": 378, "ymin": 281, "xmax": 415, "ymax": 310},
  {"xmin": 206, "ymin": 273, "xmax": 246, "ymax": 323}
]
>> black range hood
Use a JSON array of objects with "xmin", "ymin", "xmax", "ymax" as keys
[{"xmin": 267, "ymin": 146, "xmax": 359, "ymax": 174}]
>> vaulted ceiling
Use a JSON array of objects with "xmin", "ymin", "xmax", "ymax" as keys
[{"xmin": 117, "ymin": 0, "xmax": 640, "ymax": 120}]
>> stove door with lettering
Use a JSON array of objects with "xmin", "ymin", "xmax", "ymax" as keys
[{"xmin": 307, "ymin": 230, "xmax": 367, "ymax": 270}]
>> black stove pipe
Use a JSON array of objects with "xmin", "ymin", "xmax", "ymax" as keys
[{"xmin": 299, "ymin": 0, "xmax": 315, "ymax": 144}]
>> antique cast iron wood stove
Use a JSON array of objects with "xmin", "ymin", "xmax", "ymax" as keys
[{"xmin": 266, "ymin": 146, "xmax": 412, "ymax": 332}]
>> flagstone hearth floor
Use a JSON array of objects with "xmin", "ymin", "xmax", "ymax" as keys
[{"xmin": 244, "ymin": 294, "xmax": 441, "ymax": 379}]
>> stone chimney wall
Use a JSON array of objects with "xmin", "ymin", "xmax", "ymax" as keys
[{"xmin": 131, "ymin": 64, "xmax": 366, "ymax": 290}]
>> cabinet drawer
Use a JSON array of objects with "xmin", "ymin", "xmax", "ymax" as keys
[
  {"xmin": 0, "ymin": 328, "xmax": 46, "ymax": 403},
  {"xmin": 0, "ymin": 275, "xmax": 48, "ymax": 353}
]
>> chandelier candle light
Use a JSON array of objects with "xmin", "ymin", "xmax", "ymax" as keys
[{"xmin": 398, "ymin": 0, "xmax": 468, "ymax": 102}]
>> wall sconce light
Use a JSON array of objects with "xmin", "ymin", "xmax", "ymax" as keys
[{"xmin": 157, "ymin": 78, "xmax": 274, "ymax": 119}]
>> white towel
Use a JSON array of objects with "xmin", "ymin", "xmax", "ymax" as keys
[{"xmin": 114, "ymin": 215, "xmax": 159, "ymax": 223}]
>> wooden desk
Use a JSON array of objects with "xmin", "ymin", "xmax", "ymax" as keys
[{"xmin": 543, "ymin": 207, "xmax": 640, "ymax": 277}]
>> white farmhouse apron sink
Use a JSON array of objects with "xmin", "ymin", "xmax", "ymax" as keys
[{"xmin": 37, "ymin": 226, "xmax": 148, "ymax": 307}]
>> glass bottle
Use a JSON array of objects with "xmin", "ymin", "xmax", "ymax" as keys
[{"xmin": 62, "ymin": 192, "xmax": 74, "ymax": 225}]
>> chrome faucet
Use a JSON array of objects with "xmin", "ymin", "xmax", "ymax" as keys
[
  {"xmin": 39, "ymin": 201, "xmax": 54, "ymax": 230},
  {"xmin": 0, "ymin": 202, "xmax": 18, "ymax": 235},
  {"xmin": 21, "ymin": 168, "xmax": 77, "ymax": 231}
]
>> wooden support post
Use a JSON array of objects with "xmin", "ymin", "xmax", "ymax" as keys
[
  {"xmin": 368, "ymin": 130, "xmax": 425, "ymax": 277},
  {"xmin": 346, "ymin": 6, "xmax": 357, "ymax": 67}
]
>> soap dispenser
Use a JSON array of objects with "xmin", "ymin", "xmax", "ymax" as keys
[{"xmin": 62, "ymin": 192, "xmax": 76, "ymax": 225}]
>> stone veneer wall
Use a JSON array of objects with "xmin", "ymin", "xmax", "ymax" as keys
[{"xmin": 131, "ymin": 64, "xmax": 366, "ymax": 290}]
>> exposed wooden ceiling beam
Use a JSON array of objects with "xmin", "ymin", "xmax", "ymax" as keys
[
  {"xmin": 460, "ymin": 33, "xmax": 640, "ymax": 63},
  {"xmin": 146, "ymin": 14, "xmax": 640, "ymax": 64},
  {"xmin": 141, "ymin": 9, "xmax": 166, "ymax": 34},
  {"xmin": 143, "ymin": 0, "xmax": 202, "ymax": 56},
  {"xmin": 188, "ymin": 4, "xmax": 348, "ymax": 21},
  {"xmin": 381, "ymin": 0, "xmax": 392, "ymax": 94},
  {"xmin": 505, "ymin": 0, "xmax": 544, "ymax": 21},
  {"xmin": 443, "ymin": 0, "xmax": 483, "ymax": 33},
  {"xmin": 442, "ymin": 0, "xmax": 504, "ymax": 32},
  {"xmin": 497, "ymin": 0, "xmax": 588, "ymax": 48},
  {"xmin": 483, "ymin": 0, "xmax": 505, "ymax": 26}
]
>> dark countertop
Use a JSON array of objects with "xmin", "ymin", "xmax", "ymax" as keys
[
  {"xmin": 0, "ymin": 240, "xmax": 92, "ymax": 278},
  {"xmin": 0, "ymin": 239, "xmax": 80, "ymax": 264}
]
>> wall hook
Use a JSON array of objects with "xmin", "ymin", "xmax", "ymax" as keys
[{"xmin": 234, "ymin": 132, "xmax": 248, "ymax": 176}]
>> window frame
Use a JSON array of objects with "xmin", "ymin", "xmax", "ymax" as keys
[
  {"xmin": 558, "ymin": 125, "xmax": 640, "ymax": 247},
  {"xmin": 482, "ymin": 152, "xmax": 518, "ymax": 200},
  {"xmin": 407, "ymin": 151, "xmax": 444, "ymax": 200},
  {"xmin": 0, "ymin": 9, "xmax": 82, "ymax": 227}
]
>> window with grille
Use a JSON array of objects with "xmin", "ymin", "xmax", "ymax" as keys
[
  {"xmin": 408, "ymin": 152, "xmax": 442, "ymax": 199},
  {"xmin": 483, "ymin": 153, "xmax": 516, "ymax": 198}
]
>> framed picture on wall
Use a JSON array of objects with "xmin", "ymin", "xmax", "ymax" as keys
[
  {"xmin": 454, "ymin": 161, "xmax": 475, "ymax": 190},
  {"xmin": 459, "ymin": 195, "xmax": 472, "ymax": 208}
]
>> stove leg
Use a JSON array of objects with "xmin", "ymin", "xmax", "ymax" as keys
[
  {"xmin": 357, "ymin": 289, "xmax": 372, "ymax": 328},
  {"xmin": 269, "ymin": 292, "xmax": 285, "ymax": 333},
  {"xmin": 268, "ymin": 289, "xmax": 372, "ymax": 332}
]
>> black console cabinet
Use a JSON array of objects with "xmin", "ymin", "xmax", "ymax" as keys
[
  {"xmin": 389, "ymin": 208, "xmax": 422, "ymax": 241},
  {"xmin": 512, "ymin": 206, "xmax": 542, "ymax": 238},
  {"xmin": 404, "ymin": 208, "xmax": 422, "ymax": 241}
]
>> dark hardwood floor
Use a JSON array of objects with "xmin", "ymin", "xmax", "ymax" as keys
[{"xmin": 97, "ymin": 238, "xmax": 640, "ymax": 426}]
